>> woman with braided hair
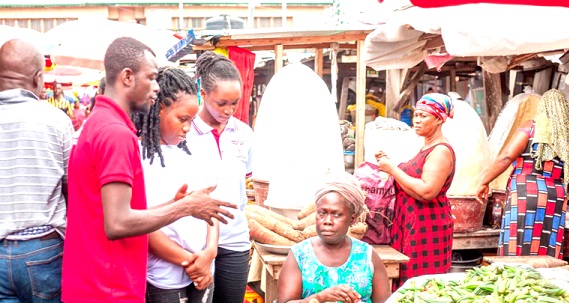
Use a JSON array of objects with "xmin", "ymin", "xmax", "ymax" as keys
[
  {"xmin": 278, "ymin": 172, "xmax": 391, "ymax": 303},
  {"xmin": 477, "ymin": 88, "xmax": 569, "ymax": 258},
  {"xmin": 185, "ymin": 51, "xmax": 254, "ymax": 303},
  {"xmin": 132, "ymin": 67, "xmax": 219, "ymax": 303}
]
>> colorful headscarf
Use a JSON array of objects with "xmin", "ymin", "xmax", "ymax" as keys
[{"xmin": 415, "ymin": 93, "xmax": 454, "ymax": 122}]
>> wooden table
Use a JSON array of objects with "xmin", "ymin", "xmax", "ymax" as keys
[
  {"xmin": 453, "ymin": 228, "xmax": 500, "ymax": 250},
  {"xmin": 253, "ymin": 243, "xmax": 409, "ymax": 303}
]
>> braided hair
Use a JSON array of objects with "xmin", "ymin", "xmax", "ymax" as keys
[
  {"xmin": 195, "ymin": 51, "xmax": 241, "ymax": 93},
  {"xmin": 132, "ymin": 67, "xmax": 197, "ymax": 167}
]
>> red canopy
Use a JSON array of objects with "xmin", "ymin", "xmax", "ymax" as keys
[{"xmin": 409, "ymin": 0, "xmax": 569, "ymax": 8}]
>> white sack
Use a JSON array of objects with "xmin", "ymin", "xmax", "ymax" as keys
[
  {"xmin": 443, "ymin": 100, "xmax": 490, "ymax": 197},
  {"xmin": 253, "ymin": 63, "xmax": 345, "ymax": 209}
]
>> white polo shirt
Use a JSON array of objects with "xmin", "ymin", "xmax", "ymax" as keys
[
  {"xmin": 186, "ymin": 115, "xmax": 253, "ymax": 252},
  {"xmin": 142, "ymin": 145, "xmax": 216, "ymax": 289}
]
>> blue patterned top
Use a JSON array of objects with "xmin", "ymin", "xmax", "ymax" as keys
[{"xmin": 292, "ymin": 237, "xmax": 374, "ymax": 302}]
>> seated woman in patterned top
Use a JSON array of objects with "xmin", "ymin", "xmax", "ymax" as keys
[{"xmin": 277, "ymin": 172, "xmax": 391, "ymax": 303}]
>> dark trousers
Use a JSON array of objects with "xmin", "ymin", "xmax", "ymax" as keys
[
  {"xmin": 146, "ymin": 282, "xmax": 213, "ymax": 303},
  {"xmin": 211, "ymin": 247, "xmax": 250, "ymax": 303}
]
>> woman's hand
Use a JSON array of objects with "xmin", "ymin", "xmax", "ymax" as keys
[
  {"xmin": 192, "ymin": 271, "xmax": 214, "ymax": 290},
  {"xmin": 476, "ymin": 183, "xmax": 490, "ymax": 204},
  {"xmin": 181, "ymin": 250, "xmax": 215, "ymax": 280},
  {"xmin": 375, "ymin": 151, "xmax": 395, "ymax": 174},
  {"xmin": 313, "ymin": 285, "xmax": 361, "ymax": 303}
]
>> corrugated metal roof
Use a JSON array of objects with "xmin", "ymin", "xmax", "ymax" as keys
[{"xmin": 0, "ymin": 0, "xmax": 333, "ymax": 7}]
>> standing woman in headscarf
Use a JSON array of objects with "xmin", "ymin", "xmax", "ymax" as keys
[
  {"xmin": 375, "ymin": 93, "xmax": 456, "ymax": 290},
  {"xmin": 477, "ymin": 89, "xmax": 569, "ymax": 259}
]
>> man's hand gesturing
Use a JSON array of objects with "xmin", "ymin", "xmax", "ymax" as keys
[{"xmin": 178, "ymin": 185, "xmax": 237, "ymax": 225}]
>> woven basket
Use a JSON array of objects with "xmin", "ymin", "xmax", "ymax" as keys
[{"xmin": 251, "ymin": 179, "xmax": 270, "ymax": 207}]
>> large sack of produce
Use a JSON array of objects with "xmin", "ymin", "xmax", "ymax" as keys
[
  {"xmin": 442, "ymin": 99, "xmax": 490, "ymax": 196},
  {"xmin": 487, "ymin": 92, "xmax": 540, "ymax": 191},
  {"xmin": 353, "ymin": 161, "xmax": 396, "ymax": 245},
  {"xmin": 364, "ymin": 117, "xmax": 422, "ymax": 165},
  {"xmin": 253, "ymin": 63, "xmax": 345, "ymax": 210}
]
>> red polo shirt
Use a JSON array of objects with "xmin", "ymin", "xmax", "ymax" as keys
[{"xmin": 62, "ymin": 95, "xmax": 148, "ymax": 303}]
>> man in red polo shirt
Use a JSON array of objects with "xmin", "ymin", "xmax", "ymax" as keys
[{"xmin": 61, "ymin": 37, "xmax": 237, "ymax": 303}]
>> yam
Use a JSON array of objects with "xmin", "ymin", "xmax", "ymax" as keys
[
  {"xmin": 297, "ymin": 202, "xmax": 317, "ymax": 220},
  {"xmin": 349, "ymin": 222, "xmax": 367, "ymax": 235},
  {"xmin": 302, "ymin": 225, "xmax": 317, "ymax": 238},
  {"xmin": 293, "ymin": 212, "xmax": 316, "ymax": 231},
  {"xmin": 246, "ymin": 209, "xmax": 305, "ymax": 243},
  {"xmin": 248, "ymin": 218, "xmax": 295, "ymax": 246},
  {"xmin": 245, "ymin": 204, "xmax": 297, "ymax": 226},
  {"xmin": 348, "ymin": 222, "xmax": 367, "ymax": 240}
]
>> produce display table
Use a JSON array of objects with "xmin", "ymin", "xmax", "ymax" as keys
[
  {"xmin": 252, "ymin": 242, "xmax": 409, "ymax": 303},
  {"xmin": 484, "ymin": 255, "xmax": 568, "ymax": 268},
  {"xmin": 452, "ymin": 228, "xmax": 500, "ymax": 250}
]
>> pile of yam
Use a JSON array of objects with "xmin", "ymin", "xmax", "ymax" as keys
[{"xmin": 245, "ymin": 203, "xmax": 367, "ymax": 246}]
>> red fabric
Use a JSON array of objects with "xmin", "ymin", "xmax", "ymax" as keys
[
  {"xmin": 390, "ymin": 143, "xmax": 455, "ymax": 290},
  {"xmin": 424, "ymin": 53, "xmax": 453, "ymax": 72},
  {"xmin": 227, "ymin": 46, "xmax": 256, "ymax": 125},
  {"xmin": 63, "ymin": 95, "xmax": 148, "ymax": 303},
  {"xmin": 410, "ymin": 0, "xmax": 569, "ymax": 8}
]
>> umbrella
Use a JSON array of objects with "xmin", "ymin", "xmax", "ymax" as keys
[
  {"xmin": 0, "ymin": 25, "xmax": 50, "ymax": 53},
  {"xmin": 45, "ymin": 19, "xmax": 182, "ymax": 70},
  {"xmin": 43, "ymin": 65, "xmax": 104, "ymax": 86}
]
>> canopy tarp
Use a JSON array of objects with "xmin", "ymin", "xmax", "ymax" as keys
[{"xmin": 364, "ymin": 0, "xmax": 569, "ymax": 70}]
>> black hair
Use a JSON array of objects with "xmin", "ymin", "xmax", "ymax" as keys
[
  {"xmin": 89, "ymin": 76, "xmax": 106, "ymax": 112},
  {"xmin": 132, "ymin": 67, "xmax": 197, "ymax": 167},
  {"xmin": 98, "ymin": 76, "xmax": 106, "ymax": 95},
  {"xmin": 104, "ymin": 37, "xmax": 155, "ymax": 88},
  {"xmin": 195, "ymin": 51, "xmax": 241, "ymax": 93}
]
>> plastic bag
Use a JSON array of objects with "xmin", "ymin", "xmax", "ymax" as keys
[{"xmin": 354, "ymin": 161, "xmax": 396, "ymax": 245}]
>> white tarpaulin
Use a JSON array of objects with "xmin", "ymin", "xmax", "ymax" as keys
[{"xmin": 364, "ymin": 0, "xmax": 569, "ymax": 70}]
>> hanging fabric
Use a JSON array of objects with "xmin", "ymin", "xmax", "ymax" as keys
[{"xmin": 227, "ymin": 46, "xmax": 256, "ymax": 125}]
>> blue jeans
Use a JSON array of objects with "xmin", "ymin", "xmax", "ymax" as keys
[
  {"xmin": 211, "ymin": 248, "xmax": 250, "ymax": 303},
  {"xmin": 0, "ymin": 236, "xmax": 63, "ymax": 303}
]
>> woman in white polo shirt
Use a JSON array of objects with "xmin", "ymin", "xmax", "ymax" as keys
[
  {"xmin": 186, "ymin": 51, "xmax": 254, "ymax": 303},
  {"xmin": 132, "ymin": 67, "xmax": 218, "ymax": 303}
]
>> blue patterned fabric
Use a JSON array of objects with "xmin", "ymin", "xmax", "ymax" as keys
[{"xmin": 292, "ymin": 237, "xmax": 374, "ymax": 302}]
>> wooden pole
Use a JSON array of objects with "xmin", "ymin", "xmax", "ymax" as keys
[
  {"xmin": 508, "ymin": 70, "xmax": 518, "ymax": 100},
  {"xmin": 449, "ymin": 68, "xmax": 457, "ymax": 92},
  {"xmin": 274, "ymin": 44, "xmax": 283, "ymax": 73},
  {"xmin": 483, "ymin": 70, "xmax": 502, "ymax": 132},
  {"xmin": 338, "ymin": 77, "xmax": 350, "ymax": 119},
  {"xmin": 355, "ymin": 40, "xmax": 366, "ymax": 167},
  {"xmin": 385, "ymin": 69, "xmax": 407, "ymax": 119},
  {"xmin": 314, "ymin": 48, "xmax": 323, "ymax": 77}
]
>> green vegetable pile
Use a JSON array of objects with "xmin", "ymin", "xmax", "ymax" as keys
[{"xmin": 396, "ymin": 264, "xmax": 569, "ymax": 303}]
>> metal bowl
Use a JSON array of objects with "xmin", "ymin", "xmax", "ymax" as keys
[
  {"xmin": 254, "ymin": 241, "xmax": 291, "ymax": 255},
  {"xmin": 265, "ymin": 203, "xmax": 301, "ymax": 220}
]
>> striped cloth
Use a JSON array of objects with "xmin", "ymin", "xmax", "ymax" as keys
[
  {"xmin": 48, "ymin": 95, "xmax": 73, "ymax": 117},
  {"xmin": 499, "ymin": 126, "xmax": 566, "ymax": 258},
  {"xmin": 0, "ymin": 89, "xmax": 74, "ymax": 240}
]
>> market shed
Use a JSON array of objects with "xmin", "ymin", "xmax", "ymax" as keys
[
  {"xmin": 362, "ymin": 0, "xmax": 569, "ymax": 131},
  {"xmin": 194, "ymin": 27, "xmax": 375, "ymax": 165}
]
